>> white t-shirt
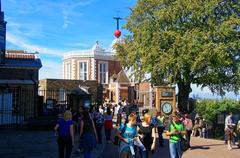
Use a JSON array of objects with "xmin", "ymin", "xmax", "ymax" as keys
[{"xmin": 225, "ymin": 115, "xmax": 233, "ymax": 131}]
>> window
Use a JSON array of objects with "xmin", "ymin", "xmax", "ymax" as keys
[
  {"xmin": 99, "ymin": 62, "xmax": 108, "ymax": 84},
  {"xmin": 79, "ymin": 61, "xmax": 88, "ymax": 80},
  {"xmin": 65, "ymin": 63, "xmax": 71, "ymax": 79},
  {"xmin": 58, "ymin": 88, "xmax": 65, "ymax": 102}
]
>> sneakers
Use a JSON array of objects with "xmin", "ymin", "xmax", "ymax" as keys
[{"xmin": 228, "ymin": 145, "xmax": 232, "ymax": 150}]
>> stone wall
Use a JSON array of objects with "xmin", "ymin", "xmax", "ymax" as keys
[{"xmin": 39, "ymin": 79, "xmax": 101, "ymax": 104}]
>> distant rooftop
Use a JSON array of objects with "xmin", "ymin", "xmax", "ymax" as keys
[
  {"xmin": 5, "ymin": 50, "xmax": 39, "ymax": 60},
  {"xmin": 63, "ymin": 41, "xmax": 116, "ymax": 60}
]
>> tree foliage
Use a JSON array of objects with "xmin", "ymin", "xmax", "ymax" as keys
[
  {"xmin": 197, "ymin": 99, "xmax": 240, "ymax": 139},
  {"xmin": 115, "ymin": 0, "xmax": 240, "ymax": 111}
]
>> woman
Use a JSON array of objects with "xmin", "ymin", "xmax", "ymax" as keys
[
  {"xmin": 166, "ymin": 112, "xmax": 186, "ymax": 158},
  {"xmin": 183, "ymin": 114, "xmax": 193, "ymax": 148},
  {"xmin": 54, "ymin": 110, "xmax": 74, "ymax": 158},
  {"xmin": 138, "ymin": 113, "xmax": 156, "ymax": 158},
  {"xmin": 79, "ymin": 110, "xmax": 98, "ymax": 158},
  {"xmin": 117, "ymin": 113, "xmax": 138, "ymax": 158},
  {"xmin": 156, "ymin": 112, "xmax": 165, "ymax": 147},
  {"xmin": 104, "ymin": 107, "xmax": 113, "ymax": 143},
  {"xmin": 94, "ymin": 106, "xmax": 104, "ymax": 144}
]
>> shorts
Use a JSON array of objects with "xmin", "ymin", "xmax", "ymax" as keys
[{"xmin": 225, "ymin": 129, "xmax": 233, "ymax": 140}]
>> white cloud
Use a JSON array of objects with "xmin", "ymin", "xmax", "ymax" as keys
[
  {"xmin": 39, "ymin": 59, "xmax": 62, "ymax": 79},
  {"xmin": 61, "ymin": 1, "xmax": 88, "ymax": 29},
  {"xmin": 6, "ymin": 32, "xmax": 64, "ymax": 56}
]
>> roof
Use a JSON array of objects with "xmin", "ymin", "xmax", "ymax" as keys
[
  {"xmin": 63, "ymin": 41, "xmax": 116, "ymax": 60},
  {"xmin": 2, "ymin": 58, "xmax": 42, "ymax": 69},
  {"xmin": 116, "ymin": 70, "xmax": 130, "ymax": 83},
  {"xmin": 0, "ymin": 79, "xmax": 35, "ymax": 85},
  {"xmin": 110, "ymin": 72, "xmax": 118, "ymax": 80},
  {"xmin": 72, "ymin": 87, "xmax": 91, "ymax": 95}
]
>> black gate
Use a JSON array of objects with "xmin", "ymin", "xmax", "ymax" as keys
[{"xmin": 0, "ymin": 88, "xmax": 37, "ymax": 128}]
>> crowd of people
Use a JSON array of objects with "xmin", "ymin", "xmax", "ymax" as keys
[{"xmin": 53, "ymin": 100, "xmax": 240, "ymax": 158}]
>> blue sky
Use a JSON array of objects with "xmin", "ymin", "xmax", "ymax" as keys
[
  {"xmin": 3, "ymin": 0, "xmax": 136, "ymax": 78},
  {"xmin": 2, "ymin": 0, "xmax": 239, "ymax": 99}
]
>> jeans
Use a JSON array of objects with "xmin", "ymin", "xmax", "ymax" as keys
[
  {"xmin": 57, "ymin": 136, "xmax": 72, "ymax": 158},
  {"xmin": 138, "ymin": 148, "xmax": 147, "ymax": 158},
  {"xmin": 83, "ymin": 149, "xmax": 92, "ymax": 158},
  {"xmin": 169, "ymin": 141, "xmax": 182, "ymax": 158},
  {"xmin": 96, "ymin": 124, "xmax": 103, "ymax": 144},
  {"xmin": 157, "ymin": 126, "xmax": 165, "ymax": 147},
  {"xmin": 105, "ymin": 129, "xmax": 111, "ymax": 141}
]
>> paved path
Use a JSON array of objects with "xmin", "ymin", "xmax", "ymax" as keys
[
  {"xmin": 99, "ymin": 128, "xmax": 240, "ymax": 158},
  {"xmin": 0, "ymin": 128, "xmax": 240, "ymax": 158},
  {"xmin": 0, "ymin": 129, "xmax": 105, "ymax": 158},
  {"xmin": 183, "ymin": 137, "xmax": 240, "ymax": 158}
]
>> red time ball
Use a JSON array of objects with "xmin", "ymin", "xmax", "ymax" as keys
[{"xmin": 114, "ymin": 30, "xmax": 121, "ymax": 38}]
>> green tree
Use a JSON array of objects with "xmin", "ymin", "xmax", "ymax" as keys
[
  {"xmin": 197, "ymin": 99, "xmax": 240, "ymax": 139},
  {"xmin": 115, "ymin": 0, "xmax": 240, "ymax": 112}
]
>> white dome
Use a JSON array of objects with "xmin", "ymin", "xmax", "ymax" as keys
[{"xmin": 92, "ymin": 41, "xmax": 105, "ymax": 53}]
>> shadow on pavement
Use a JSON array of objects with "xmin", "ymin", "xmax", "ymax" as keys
[
  {"xmin": 198, "ymin": 143, "xmax": 226, "ymax": 147},
  {"xmin": 190, "ymin": 145, "xmax": 210, "ymax": 150}
]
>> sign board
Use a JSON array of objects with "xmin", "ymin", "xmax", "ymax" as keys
[{"xmin": 161, "ymin": 91, "xmax": 173, "ymax": 97}]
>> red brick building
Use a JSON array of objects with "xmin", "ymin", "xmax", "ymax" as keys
[{"xmin": 63, "ymin": 41, "xmax": 122, "ymax": 98}]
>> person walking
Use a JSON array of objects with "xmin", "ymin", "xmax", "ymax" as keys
[
  {"xmin": 183, "ymin": 114, "xmax": 193, "ymax": 148},
  {"xmin": 54, "ymin": 110, "xmax": 74, "ymax": 158},
  {"xmin": 166, "ymin": 112, "xmax": 186, "ymax": 158},
  {"xmin": 75, "ymin": 106, "xmax": 84, "ymax": 154},
  {"xmin": 156, "ymin": 112, "xmax": 165, "ymax": 147},
  {"xmin": 202, "ymin": 119, "xmax": 208, "ymax": 139},
  {"xmin": 104, "ymin": 107, "xmax": 113, "ymax": 143},
  {"xmin": 225, "ymin": 112, "xmax": 235, "ymax": 150},
  {"xmin": 193, "ymin": 117, "xmax": 200, "ymax": 137},
  {"xmin": 116, "ymin": 102, "xmax": 123, "ymax": 126},
  {"xmin": 79, "ymin": 110, "xmax": 98, "ymax": 158},
  {"xmin": 138, "ymin": 113, "xmax": 156, "ymax": 158},
  {"xmin": 117, "ymin": 113, "xmax": 138, "ymax": 158},
  {"xmin": 237, "ymin": 120, "xmax": 240, "ymax": 148},
  {"xmin": 94, "ymin": 106, "xmax": 104, "ymax": 144}
]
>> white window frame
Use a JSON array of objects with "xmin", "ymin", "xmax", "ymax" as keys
[
  {"xmin": 65, "ymin": 62, "xmax": 71, "ymax": 79},
  {"xmin": 59, "ymin": 88, "xmax": 65, "ymax": 102},
  {"xmin": 98, "ymin": 61, "xmax": 108, "ymax": 84},
  {"xmin": 78, "ymin": 60, "xmax": 89, "ymax": 80}
]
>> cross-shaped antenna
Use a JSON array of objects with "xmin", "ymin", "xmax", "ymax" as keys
[{"xmin": 113, "ymin": 17, "xmax": 122, "ymax": 30}]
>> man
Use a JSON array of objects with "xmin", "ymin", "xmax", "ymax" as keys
[
  {"xmin": 225, "ymin": 112, "xmax": 235, "ymax": 150},
  {"xmin": 166, "ymin": 112, "xmax": 186, "ymax": 158},
  {"xmin": 116, "ymin": 102, "xmax": 123, "ymax": 126}
]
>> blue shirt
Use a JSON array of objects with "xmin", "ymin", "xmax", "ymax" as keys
[
  {"xmin": 118, "ymin": 124, "xmax": 137, "ymax": 152},
  {"xmin": 151, "ymin": 116, "xmax": 158, "ymax": 126},
  {"xmin": 118, "ymin": 124, "xmax": 137, "ymax": 141},
  {"xmin": 57, "ymin": 118, "xmax": 73, "ymax": 136}
]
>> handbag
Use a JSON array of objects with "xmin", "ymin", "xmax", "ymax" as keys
[
  {"xmin": 180, "ymin": 137, "xmax": 188, "ymax": 151},
  {"xmin": 113, "ymin": 122, "xmax": 127, "ymax": 145}
]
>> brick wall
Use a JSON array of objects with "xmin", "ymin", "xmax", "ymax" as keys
[{"xmin": 39, "ymin": 79, "xmax": 100, "ymax": 103}]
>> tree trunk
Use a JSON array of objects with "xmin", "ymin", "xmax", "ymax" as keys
[{"xmin": 177, "ymin": 82, "xmax": 191, "ymax": 113}]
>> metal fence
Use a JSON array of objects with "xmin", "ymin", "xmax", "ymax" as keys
[
  {"xmin": 0, "ymin": 88, "xmax": 101, "ymax": 129},
  {"xmin": 0, "ymin": 88, "xmax": 37, "ymax": 128}
]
